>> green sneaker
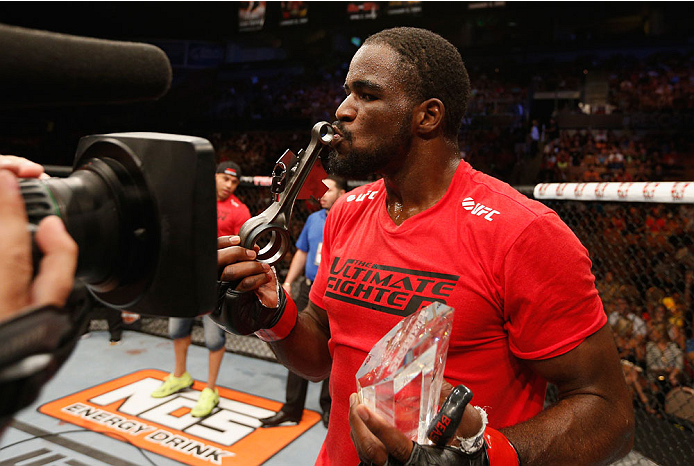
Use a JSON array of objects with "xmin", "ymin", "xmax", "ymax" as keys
[
  {"xmin": 191, "ymin": 388, "xmax": 219, "ymax": 417},
  {"xmin": 151, "ymin": 372, "xmax": 193, "ymax": 398}
]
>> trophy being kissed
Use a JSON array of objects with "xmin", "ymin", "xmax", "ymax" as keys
[{"xmin": 356, "ymin": 302, "xmax": 455, "ymax": 443}]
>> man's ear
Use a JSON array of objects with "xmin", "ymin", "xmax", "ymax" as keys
[{"xmin": 413, "ymin": 98, "xmax": 445, "ymax": 139}]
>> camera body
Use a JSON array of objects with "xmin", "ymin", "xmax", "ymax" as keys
[
  {"xmin": 22, "ymin": 132, "xmax": 218, "ymax": 317},
  {"xmin": 4, "ymin": 133, "xmax": 217, "ymax": 424}
]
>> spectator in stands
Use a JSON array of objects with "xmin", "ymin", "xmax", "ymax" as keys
[
  {"xmin": 614, "ymin": 166, "xmax": 633, "ymax": 182},
  {"xmin": 683, "ymin": 270, "xmax": 694, "ymax": 381},
  {"xmin": 647, "ymin": 302, "xmax": 670, "ymax": 330},
  {"xmin": 614, "ymin": 317, "xmax": 646, "ymax": 365},
  {"xmin": 645, "ymin": 300, "xmax": 687, "ymax": 351},
  {"xmin": 582, "ymin": 164, "xmax": 601, "ymax": 182},
  {"xmin": 596, "ymin": 270, "xmax": 621, "ymax": 307},
  {"xmin": 613, "ymin": 318, "xmax": 653, "ymax": 414},
  {"xmin": 538, "ymin": 149, "xmax": 557, "ymax": 182},
  {"xmin": 652, "ymin": 163, "xmax": 665, "ymax": 181},
  {"xmin": 546, "ymin": 117, "xmax": 559, "ymax": 142},
  {"xmin": 686, "ymin": 336, "xmax": 694, "ymax": 386},
  {"xmin": 555, "ymin": 150, "xmax": 570, "ymax": 180},
  {"xmin": 529, "ymin": 119, "xmax": 540, "ymax": 156},
  {"xmin": 608, "ymin": 296, "xmax": 647, "ymax": 341},
  {"xmin": 632, "ymin": 162, "xmax": 650, "ymax": 182},
  {"xmin": 645, "ymin": 205, "xmax": 668, "ymax": 235},
  {"xmin": 646, "ymin": 323, "xmax": 685, "ymax": 407},
  {"xmin": 607, "ymin": 145, "xmax": 626, "ymax": 171}
]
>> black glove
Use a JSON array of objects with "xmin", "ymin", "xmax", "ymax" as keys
[
  {"xmin": 427, "ymin": 384, "xmax": 473, "ymax": 446},
  {"xmin": 357, "ymin": 382, "xmax": 519, "ymax": 466},
  {"xmin": 387, "ymin": 443, "xmax": 490, "ymax": 466},
  {"xmin": 357, "ymin": 445, "xmax": 488, "ymax": 466},
  {"xmin": 210, "ymin": 280, "xmax": 287, "ymax": 335}
]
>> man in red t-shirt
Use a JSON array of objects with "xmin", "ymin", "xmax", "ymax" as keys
[
  {"xmin": 215, "ymin": 28, "xmax": 634, "ymax": 466},
  {"xmin": 151, "ymin": 161, "xmax": 250, "ymax": 417},
  {"xmin": 216, "ymin": 161, "xmax": 252, "ymax": 237}
]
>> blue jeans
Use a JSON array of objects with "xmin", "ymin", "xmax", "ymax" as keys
[{"xmin": 169, "ymin": 315, "xmax": 226, "ymax": 352}]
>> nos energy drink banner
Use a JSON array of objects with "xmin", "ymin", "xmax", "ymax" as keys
[{"xmin": 40, "ymin": 369, "xmax": 320, "ymax": 466}]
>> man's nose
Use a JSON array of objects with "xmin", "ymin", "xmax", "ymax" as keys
[{"xmin": 335, "ymin": 95, "xmax": 356, "ymax": 122}]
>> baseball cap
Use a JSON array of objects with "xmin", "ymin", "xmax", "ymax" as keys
[{"xmin": 216, "ymin": 161, "xmax": 241, "ymax": 178}]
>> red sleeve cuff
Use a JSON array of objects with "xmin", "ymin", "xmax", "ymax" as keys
[
  {"xmin": 255, "ymin": 293, "xmax": 298, "ymax": 342},
  {"xmin": 485, "ymin": 427, "xmax": 521, "ymax": 465}
]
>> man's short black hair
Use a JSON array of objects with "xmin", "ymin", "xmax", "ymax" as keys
[
  {"xmin": 364, "ymin": 27, "xmax": 470, "ymax": 140},
  {"xmin": 327, "ymin": 174, "xmax": 348, "ymax": 192}
]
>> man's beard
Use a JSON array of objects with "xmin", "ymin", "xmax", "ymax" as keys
[{"xmin": 325, "ymin": 121, "xmax": 411, "ymax": 179}]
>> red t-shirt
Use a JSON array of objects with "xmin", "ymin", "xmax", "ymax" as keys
[
  {"xmin": 217, "ymin": 194, "xmax": 251, "ymax": 237},
  {"xmin": 310, "ymin": 161, "xmax": 606, "ymax": 466}
]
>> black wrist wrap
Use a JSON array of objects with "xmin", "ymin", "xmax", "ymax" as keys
[
  {"xmin": 388, "ymin": 443, "xmax": 490, "ymax": 466},
  {"xmin": 211, "ymin": 280, "xmax": 286, "ymax": 335}
]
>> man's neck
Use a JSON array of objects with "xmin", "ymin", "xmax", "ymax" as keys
[{"xmin": 382, "ymin": 140, "xmax": 461, "ymax": 226}]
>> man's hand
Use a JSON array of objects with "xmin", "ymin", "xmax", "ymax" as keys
[
  {"xmin": 349, "ymin": 392, "xmax": 413, "ymax": 465},
  {"xmin": 217, "ymin": 235, "xmax": 277, "ymax": 306},
  {"xmin": 0, "ymin": 164, "xmax": 77, "ymax": 321},
  {"xmin": 348, "ymin": 384, "xmax": 484, "ymax": 466},
  {"xmin": 215, "ymin": 235, "xmax": 299, "ymax": 339}
]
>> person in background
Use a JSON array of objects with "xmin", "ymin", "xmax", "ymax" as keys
[
  {"xmin": 151, "ymin": 161, "xmax": 250, "ymax": 417},
  {"xmin": 608, "ymin": 296, "xmax": 647, "ymax": 342},
  {"xmin": 529, "ymin": 119, "xmax": 540, "ymax": 156},
  {"xmin": 261, "ymin": 175, "xmax": 348, "ymax": 428},
  {"xmin": 582, "ymin": 163, "xmax": 601, "ymax": 182},
  {"xmin": 646, "ymin": 322, "xmax": 684, "ymax": 408}
]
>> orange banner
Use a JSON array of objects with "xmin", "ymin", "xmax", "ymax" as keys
[{"xmin": 39, "ymin": 369, "xmax": 320, "ymax": 465}]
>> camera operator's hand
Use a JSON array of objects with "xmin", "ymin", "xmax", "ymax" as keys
[
  {"xmin": 0, "ymin": 164, "xmax": 77, "ymax": 321},
  {"xmin": 0, "ymin": 155, "xmax": 48, "ymax": 179}
]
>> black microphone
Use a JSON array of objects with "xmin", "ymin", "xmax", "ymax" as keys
[{"xmin": 0, "ymin": 23, "xmax": 172, "ymax": 108}]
